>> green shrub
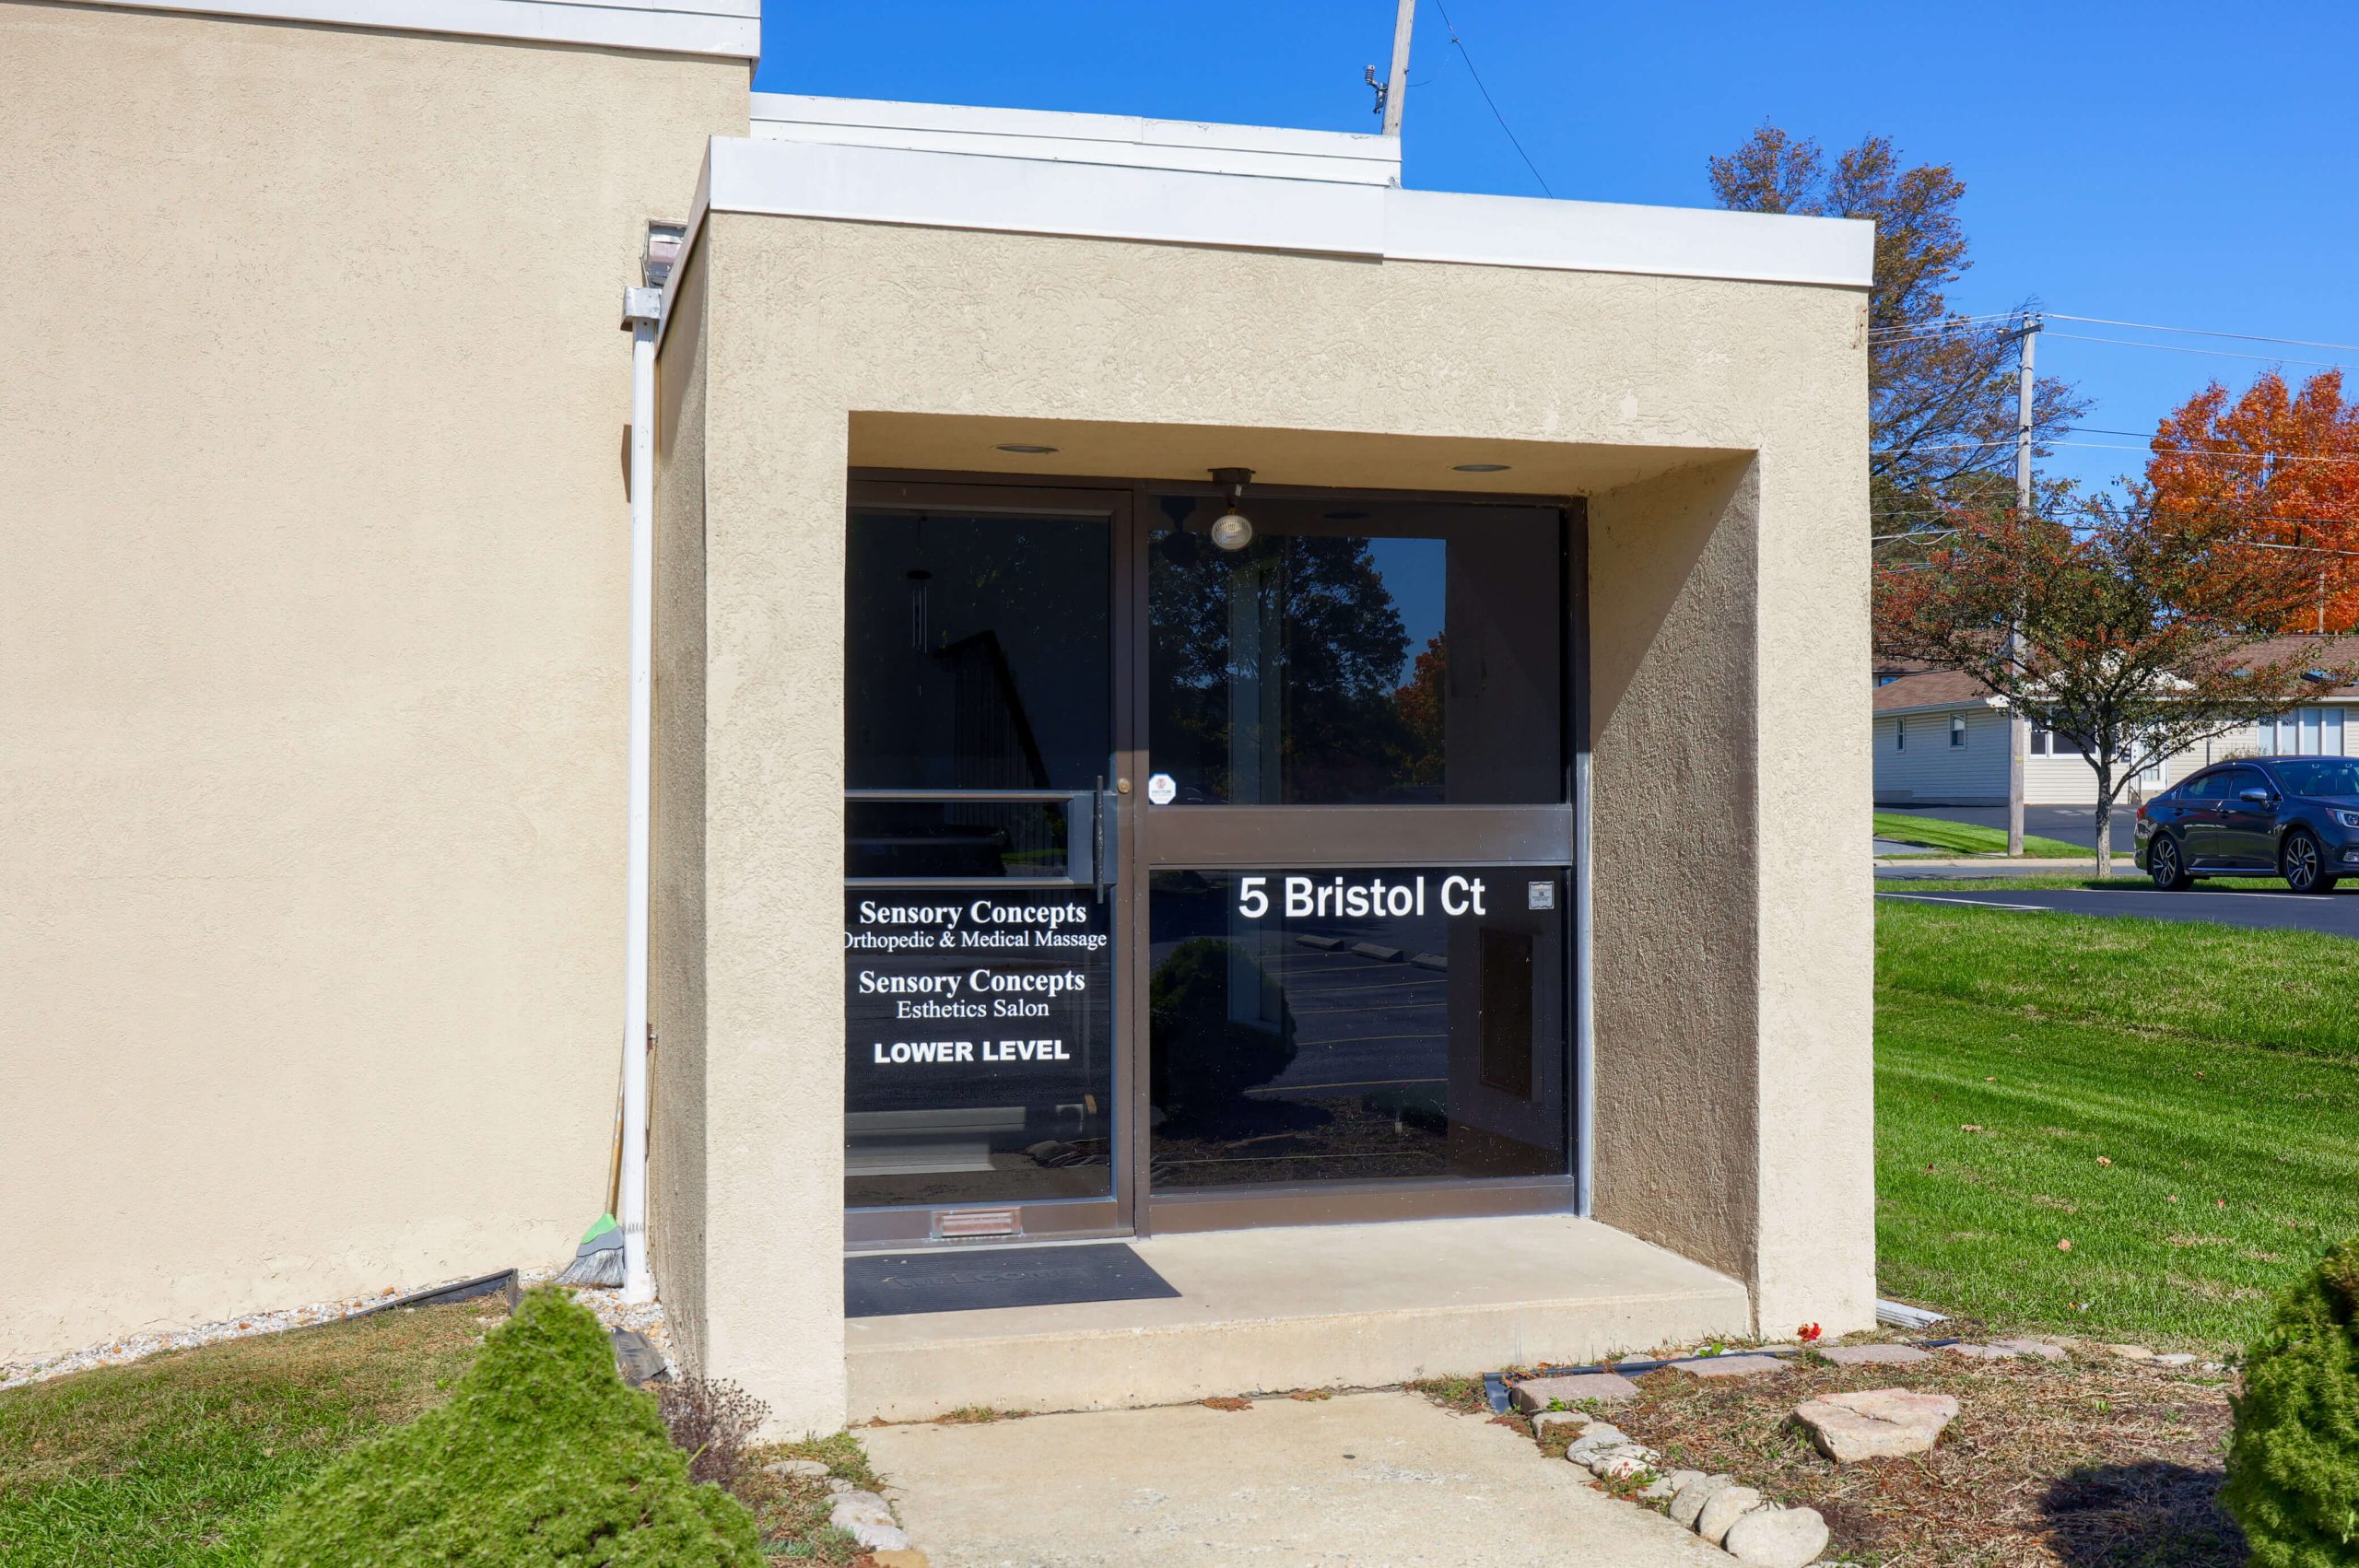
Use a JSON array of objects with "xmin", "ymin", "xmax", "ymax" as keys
[
  {"xmin": 259, "ymin": 1286, "xmax": 760, "ymax": 1567},
  {"xmin": 2224, "ymin": 1237, "xmax": 2359, "ymax": 1567}
]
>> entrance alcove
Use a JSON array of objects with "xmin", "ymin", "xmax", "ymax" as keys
[{"xmin": 649, "ymin": 183, "xmax": 1873, "ymax": 1432}]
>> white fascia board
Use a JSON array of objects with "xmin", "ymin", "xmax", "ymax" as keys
[
  {"xmin": 748, "ymin": 92, "xmax": 1400, "ymax": 187},
  {"xmin": 73, "ymin": 0, "xmax": 758, "ymax": 58},
  {"xmin": 699, "ymin": 135, "xmax": 1873, "ymax": 291},
  {"xmin": 704, "ymin": 136, "xmax": 1387, "ymax": 259},
  {"xmin": 1385, "ymin": 187, "xmax": 1873, "ymax": 289}
]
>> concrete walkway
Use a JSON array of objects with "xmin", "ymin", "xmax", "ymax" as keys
[{"xmin": 864, "ymin": 1389, "xmax": 1727, "ymax": 1567}]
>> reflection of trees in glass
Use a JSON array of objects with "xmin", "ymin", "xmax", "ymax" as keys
[
  {"xmin": 1148, "ymin": 530, "xmax": 1413, "ymax": 802},
  {"xmin": 1390, "ymin": 634, "xmax": 1446, "ymax": 789},
  {"xmin": 1148, "ymin": 938, "xmax": 1297, "ymax": 1123}
]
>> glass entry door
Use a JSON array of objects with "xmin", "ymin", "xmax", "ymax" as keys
[
  {"xmin": 842, "ymin": 482, "xmax": 1133, "ymax": 1245},
  {"xmin": 1130, "ymin": 492, "xmax": 1579, "ymax": 1233}
]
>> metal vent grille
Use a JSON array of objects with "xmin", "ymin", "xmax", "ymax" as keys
[{"xmin": 932, "ymin": 1208, "xmax": 1022, "ymax": 1240}]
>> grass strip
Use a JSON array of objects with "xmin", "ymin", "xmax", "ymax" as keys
[
  {"xmin": 1873, "ymin": 811, "xmax": 2090, "ymax": 860},
  {"xmin": 0, "ymin": 1303, "xmax": 487, "ymax": 1566}
]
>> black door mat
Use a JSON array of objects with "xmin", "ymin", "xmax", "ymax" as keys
[{"xmin": 846, "ymin": 1244, "xmax": 1180, "ymax": 1319}]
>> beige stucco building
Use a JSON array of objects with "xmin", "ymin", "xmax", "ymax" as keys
[{"xmin": 6, "ymin": 0, "xmax": 1876, "ymax": 1435}]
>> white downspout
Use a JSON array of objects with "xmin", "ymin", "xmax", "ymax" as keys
[{"xmin": 619, "ymin": 284, "xmax": 663, "ymax": 1305}]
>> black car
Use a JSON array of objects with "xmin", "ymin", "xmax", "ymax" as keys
[{"xmin": 2135, "ymin": 755, "xmax": 2359, "ymax": 892}]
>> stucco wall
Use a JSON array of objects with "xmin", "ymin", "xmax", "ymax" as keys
[
  {"xmin": 651, "ymin": 244, "xmax": 713, "ymax": 1370},
  {"xmin": 1, "ymin": 0, "xmax": 745, "ymax": 1363},
  {"xmin": 677, "ymin": 208, "xmax": 1876, "ymax": 1429},
  {"xmin": 1589, "ymin": 458, "xmax": 1761, "ymax": 1289}
]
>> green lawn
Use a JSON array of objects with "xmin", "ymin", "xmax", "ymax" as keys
[
  {"xmin": 0, "ymin": 1303, "xmax": 485, "ymax": 1565},
  {"xmin": 1876, "ymin": 899, "xmax": 2359, "ymax": 1348},
  {"xmin": 1873, "ymin": 810, "xmax": 2095, "ymax": 860}
]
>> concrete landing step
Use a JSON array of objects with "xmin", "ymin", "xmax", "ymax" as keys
[{"xmin": 845, "ymin": 1214, "xmax": 1749, "ymax": 1421}]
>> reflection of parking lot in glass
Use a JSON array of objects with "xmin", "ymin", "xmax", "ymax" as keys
[{"xmin": 1147, "ymin": 872, "xmax": 1564, "ymax": 1189}]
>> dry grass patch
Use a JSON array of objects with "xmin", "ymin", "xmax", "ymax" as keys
[{"xmin": 1588, "ymin": 1344, "xmax": 2239, "ymax": 1567}]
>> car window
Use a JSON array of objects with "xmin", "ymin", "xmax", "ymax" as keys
[
  {"xmin": 2181, "ymin": 772, "xmax": 2226, "ymax": 801},
  {"xmin": 2269, "ymin": 757, "xmax": 2359, "ymax": 797},
  {"xmin": 2217, "ymin": 767, "xmax": 2267, "ymax": 799}
]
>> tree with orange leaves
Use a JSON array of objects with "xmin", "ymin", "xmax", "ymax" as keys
[{"xmin": 2146, "ymin": 370, "xmax": 2359, "ymax": 633}]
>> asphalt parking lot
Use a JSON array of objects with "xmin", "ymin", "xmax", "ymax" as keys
[{"xmin": 1875, "ymin": 879, "xmax": 2359, "ymax": 937}]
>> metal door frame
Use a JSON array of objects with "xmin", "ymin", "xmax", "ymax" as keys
[{"xmin": 840, "ymin": 471, "xmax": 1591, "ymax": 1246}]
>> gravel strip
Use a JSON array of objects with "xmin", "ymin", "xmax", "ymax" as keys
[{"xmin": 0, "ymin": 1268, "xmax": 674, "ymax": 1392}]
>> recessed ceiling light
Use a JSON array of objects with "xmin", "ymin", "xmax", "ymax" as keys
[
  {"xmin": 995, "ymin": 443, "xmax": 1059, "ymax": 455},
  {"xmin": 1452, "ymin": 462, "xmax": 1511, "ymax": 473}
]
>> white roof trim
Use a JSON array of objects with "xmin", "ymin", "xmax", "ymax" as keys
[
  {"xmin": 692, "ymin": 135, "xmax": 1873, "ymax": 289},
  {"xmin": 73, "ymin": 0, "xmax": 758, "ymax": 58},
  {"xmin": 1876, "ymin": 696, "xmax": 2008, "ymax": 719},
  {"xmin": 749, "ymin": 93, "xmax": 1400, "ymax": 187}
]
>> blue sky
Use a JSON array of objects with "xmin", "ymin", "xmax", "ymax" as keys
[{"xmin": 758, "ymin": 2, "xmax": 2359, "ymax": 499}]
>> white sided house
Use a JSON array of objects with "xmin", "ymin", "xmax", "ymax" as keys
[{"xmin": 1872, "ymin": 638, "xmax": 2359, "ymax": 808}]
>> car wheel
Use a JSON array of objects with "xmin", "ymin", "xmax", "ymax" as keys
[
  {"xmin": 2282, "ymin": 829, "xmax": 2337, "ymax": 894},
  {"xmin": 2149, "ymin": 835, "xmax": 2192, "ymax": 891}
]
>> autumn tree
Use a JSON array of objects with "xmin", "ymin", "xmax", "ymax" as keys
[
  {"xmin": 1709, "ymin": 124, "xmax": 2086, "ymax": 549},
  {"xmin": 2146, "ymin": 369, "xmax": 2359, "ymax": 633},
  {"xmin": 1874, "ymin": 501, "xmax": 2350, "ymax": 875}
]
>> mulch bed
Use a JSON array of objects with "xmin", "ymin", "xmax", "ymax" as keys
[{"xmin": 1531, "ymin": 1337, "xmax": 2243, "ymax": 1567}]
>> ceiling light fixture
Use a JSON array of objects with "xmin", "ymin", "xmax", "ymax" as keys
[
  {"xmin": 995, "ymin": 443, "xmax": 1059, "ymax": 454},
  {"xmin": 1452, "ymin": 462, "xmax": 1511, "ymax": 473},
  {"xmin": 1209, "ymin": 467, "xmax": 1255, "ymax": 551}
]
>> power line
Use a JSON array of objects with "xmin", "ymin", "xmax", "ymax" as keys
[
  {"xmin": 2046, "ymin": 313, "xmax": 2359, "ymax": 357},
  {"xmin": 2045, "ymin": 332, "xmax": 2359, "ymax": 372},
  {"xmin": 1428, "ymin": 0, "xmax": 1553, "ymax": 197}
]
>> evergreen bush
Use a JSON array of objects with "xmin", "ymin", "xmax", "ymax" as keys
[
  {"xmin": 2223, "ymin": 1236, "xmax": 2359, "ymax": 1567},
  {"xmin": 258, "ymin": 1286, "xmax": 760, "ymax": 1567}
]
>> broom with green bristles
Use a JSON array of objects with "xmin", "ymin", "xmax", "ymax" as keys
[{"xmin": 556, "ymin": 1085, "xmax": 628, "ymax": 1287}]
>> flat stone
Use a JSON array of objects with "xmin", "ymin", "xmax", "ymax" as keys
[
  {"xmin": 1724, "ymin": 1505, "xmax": 1832, "ymax": 1568},
  {"xmin": 1532, "ymin": 1409, "xmax": 1593, "ymax": 1439},
  {"xmin": 830, "ymin": 1492, "xmax": 910, "ymax": 1552},
  {"xmin": 1795, "ymin": 1388, "xmax": 1960, "ymax": 1462},
  {"xmin": 1672, "ymin": 1353, "xmax": 1787, "ymax": 1379},
  {"xmin": 1696, "ymin": 1484, "xmax": 1767, "ymax": 1546},
  {"xmin": 765, "ymin": 1457, "xmax": 831, "ymax": 1478},
  {"xmin": 1668, "ymin": 1474, "xmax": 1734, "ymax": 1529},
  {"xmin": 1989, "ymin": 1338, "xmax": 2067, "ymax": 1362},
  {"xmin": 1563, "ymin": 1426, "xmax": 1631, "ymax": 1460},
  {"xmin": 2151, "ymin": 1352, "xmax": 2199, "ymax": 1367},
  {"xmin": 1816, "ymin": 1342, "xmax": 1931, "ymax": 1366},
  {"xmin": 1942, "ymin": 1342, "xmax": 2018, "ymax": 1361},
  {"xmin": 1510, "ymin": 1372, "xmax": 1640, "ymax": 1411},
  {"xmin": 1585, "ymin": 1445, "xmax": 1660, "ymax": 1480},
  {"xmin": 2107, "ymin": 1344, "xmax": 2154, "ymax": 1362}
]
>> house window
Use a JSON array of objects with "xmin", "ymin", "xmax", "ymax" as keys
[
  {"xmin": 1949, "ymin": 715, "xmax": 1966, "ymax": 748},
  {"xmin": 1895, "ymin": 719, "xmax": 1906, "ymax": 752},
  {"xmin": 2030, "ymin": 724, "xmax": 2081, "ymax": 757}
]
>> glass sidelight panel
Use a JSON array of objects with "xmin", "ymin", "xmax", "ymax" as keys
[
  {"xmin": 1147, "ymin": 501, "xmax": 1563, "ymax": 804},
  {"xmin": 1145, "ymin": 867, "xmax": 1567, "ymax": 1189},
  {"xmin": 846, "ymin": 510, "xmax": 1109, "ymax": 790},
  {"xmin": 842, "ymin": 500, "xmax": 1121, "ymax": 1213}
]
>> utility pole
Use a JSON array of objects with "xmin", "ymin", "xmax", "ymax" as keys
[
  {"xmin": 2007, "ymin": 313, "xmax": 2041, "ymax": 858},
  {"xmin": 1382, "ymin": 0, "xmax": 1414, "ymax": 136}
]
